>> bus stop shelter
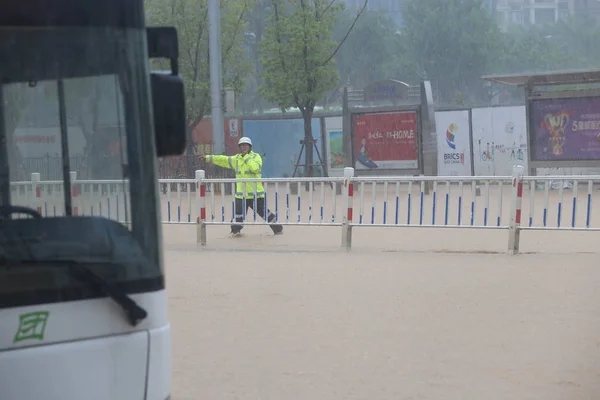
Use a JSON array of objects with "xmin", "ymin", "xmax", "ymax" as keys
[{"xmin": 482, "ymin": 69, "xmax": 600, "ymax": 175}]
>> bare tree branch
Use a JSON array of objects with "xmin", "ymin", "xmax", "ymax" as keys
[
  {"xmin": 223, "ymin": 0, "xmax": 251, "ymax": 58},
  {"xmin": 320, "ymin": 0, "xmax": 338, "ymax": 17},
  {"xmin": 271, "ymin": 0, "xmax": 288, "ymax": 74},
  {"xmin": 322, "ymin": 0, "xmax": 367, "ymax": 66},
  {"xmin": 191, "ymin": 6, "xmax": 209, "ymax": 83},
  {"xmin": 300, "ymin": 0, "xmax": 312, "ymax": 102}
]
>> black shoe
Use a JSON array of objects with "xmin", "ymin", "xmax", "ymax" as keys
[{"xmin": 272, "ymin": 226, "xmax": 283, "ymax": 235}]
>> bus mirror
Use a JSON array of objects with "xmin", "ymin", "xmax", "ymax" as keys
[{"xmin": 151, "ymin": 72, "xmax": 186, "ymax": 157}]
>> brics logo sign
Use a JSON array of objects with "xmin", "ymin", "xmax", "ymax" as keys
[
  {"xmin": 443, "ymin": 123, "xmax": 464, "ymax": 165},
  {"xmin": 444, "ymin": 152, "xmax": 465, "ymax": 164},
  {"xmin": 446, "ymin": 123, "xmax": 458, "ymax": 149}
]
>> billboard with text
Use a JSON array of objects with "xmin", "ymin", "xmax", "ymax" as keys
[
  {"xmin": 435, "ymin": 110, "xmax": 472, "ymax": 176},
  {"xmin": 352, "ymin": 111, "xmax": 419, "ymax": 170},
  {"xmin": 530, "ymin": 96, "xmax": 600, "ymax": 162}
]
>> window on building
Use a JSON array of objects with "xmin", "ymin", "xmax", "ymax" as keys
[
  {"xmin": 557, "ymin": 1, "xmax": 570, "ymax": 21},
  {"xmin": 496, "ymin": 10, "xmax": 507, "ymax": 25},
  {"xmin": 510, "ymin": 10, "xmax": 524, "ymax": 24},
  {"xmin": 558, "ymin": 9, "xmax": 570, "ymax": 21},
  {"xmin": 535, "ymin": 8, "xmax": 557, "ymax": 24}
]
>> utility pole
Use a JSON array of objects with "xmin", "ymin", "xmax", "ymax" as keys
[{"xmin": 208, "ymin": 0, "xmax": 225, "ymax": 154}]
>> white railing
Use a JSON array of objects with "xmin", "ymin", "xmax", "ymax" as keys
[
  {"xmin": 520, "ymin": 175, "xmax": 600, "ymax": 231},
  {"xmin": 11, "ymin": 172, "xmax": 132, "ymax": 221},
  {"xmin": 8, "ymin": 166, "xmax": 600, "ymax": 254}
]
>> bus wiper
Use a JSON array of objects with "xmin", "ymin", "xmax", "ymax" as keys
[
  {"xmin": 0, "ymin": 257, "xmax": 148, "ymax": 326},
  {"xmin": 65, "ymin": 261, "xmax": 148, "ymax": 327}
]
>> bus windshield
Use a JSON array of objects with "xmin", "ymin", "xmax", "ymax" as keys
[{"xmin": 0, "ymin": 27, "xmax": 164, "ymax": 309}]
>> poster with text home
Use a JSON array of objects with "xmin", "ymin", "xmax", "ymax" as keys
[
  {"xmin": 435, "ymin": 110, "xmax": 472, "ymax": 176},
  {"xmin": 353, "ymin": 111, "xmax": 419, "ymax": 170}
]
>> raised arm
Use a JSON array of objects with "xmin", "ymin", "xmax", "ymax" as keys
[{"xmin": 203, "ymin": 155, "xmax": 235, "ymax": 170}]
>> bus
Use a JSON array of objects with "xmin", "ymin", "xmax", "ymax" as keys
[{"xmin": 0, "ymin": 1, "xmax": 185, "ymax": 399}]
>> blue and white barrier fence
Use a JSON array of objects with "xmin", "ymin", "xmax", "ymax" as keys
[{"xmin": 9, "ymin": 166, "xmax": 600, "ymax": 253}]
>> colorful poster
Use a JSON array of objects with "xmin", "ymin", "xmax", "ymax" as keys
[
  {"xmin": 352, "ymin": 111, "xmax": 419, "ymax": 170},
  {"xmin": 471, "ymin": 106, "xmax": 528, "ymax": 176},
  {"xmin": 329, "ymin": 131, "xmax": 343, "ymax": 169},
  {"xmin": 324, "ymin": 116, "xmax": 344, "ymax": 175},
  {"xmin": 530, "ymin": 97, "xmax": 600, "ymax": 161},
  {"xmin": 435, "ymin": 110, "xmax": 472, "ymax": 176}
]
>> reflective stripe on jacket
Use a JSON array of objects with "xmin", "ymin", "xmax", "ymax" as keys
[{"xmin": 208, "ymin": 152, "xmax": 265, "ymax": 199}]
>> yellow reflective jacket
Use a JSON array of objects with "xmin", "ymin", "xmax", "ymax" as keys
[{"xmin": 207, "ymin": 152, "xmax": 265, "ymax": 199}]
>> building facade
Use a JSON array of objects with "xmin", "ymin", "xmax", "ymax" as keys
[
  {"xmin": 493, "ymin": 0, "xmax": 574, "ymax": 30},
  {"xmin": 573, "ymin": 0, "xmax": 600, "ymax": 23}
]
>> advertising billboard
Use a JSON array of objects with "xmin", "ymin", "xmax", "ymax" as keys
[
  {"xmin": 530, "ymin": 96, "xmax": 600, "ymax": 162},
  {"xmin": 435, "ymin": 110, "xmax": 472, "ymax": 176},
  {"xmin": 471, "ymin": 106, "xmax": 528, "ymax": 176},
  {"xmin": 352, "ymin": 111, "xmax": 419, "ymax": 170},
  {"xmin": 324, "ymin": 116, "xmax": 344, "ymax": 176}
]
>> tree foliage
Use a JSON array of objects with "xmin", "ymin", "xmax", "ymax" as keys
[
  {"xmin": 258, "ymin": 0, "xmax": 363, "ymax": 175},
  {"xmin": 399, "ymin": 0, "xmax": 600, "ymax": 105},
  {"xmin": 333, "ymin": 9, "xmax": 417, "ymax": 90},
  {"xmin": 401, "ymin": 0, "xmax": 503, "ymax": 104},
  {"xmin": 520, "ymin": 15, "xmax": 600, "ymax": 71},
  {"xmin": 236, "ymin": 0, "xmax": 273, "ymax": 112},
  {"xmin": 145, "ymin": 0, "xmax": 253, "ymax": 130},
  {"xmin": 259, "ymin": 0, "xmax": 339, "ymax": 112}
]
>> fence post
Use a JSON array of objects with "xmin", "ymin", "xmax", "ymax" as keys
[
  {"xmin": 196, "ymin": 170, "xmax": 207, "ymax": 245},
  {"xmin": 31, "ymin": 172, "xmax": 41, "ymax": 215},
  {"xmin": 508, "ymin": 164, "xmax": 525, "ymax": 255},
  {"xmin": 70, "ymin": 171, "xmax": 79, "ymax": 216},
  {"xmin": 341, "ymin": 167, "xmax": 354, "ymax": 251}
]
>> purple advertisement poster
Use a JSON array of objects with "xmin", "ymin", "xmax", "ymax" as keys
[{"xmin": 531, "ymin": 97, "xmax": 600, "ymax": 161}]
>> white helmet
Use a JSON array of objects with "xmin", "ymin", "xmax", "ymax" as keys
[{"xmin": 238, "ymin": 137, "xmax": 252, "ymax": 147}]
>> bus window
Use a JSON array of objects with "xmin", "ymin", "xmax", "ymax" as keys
[
  {"xmin": 0, "ymin": 27, "xmax": 163, "ymax": 310},
  {"xmin": 7, "ymin": 75, "xmax": 131, "ymax": 220}
]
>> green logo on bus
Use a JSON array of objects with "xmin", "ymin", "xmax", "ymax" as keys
[{"xmin": 14, "ymin": 311, "xmax": 50, "ymax": 343}]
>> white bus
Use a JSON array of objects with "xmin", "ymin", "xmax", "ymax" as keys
[{"xmin": 0, "ymin": 1, "xmax": 185, "ymax": 399}]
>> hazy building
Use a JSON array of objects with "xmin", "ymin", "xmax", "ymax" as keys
[
  {"xmin": 492, "ymin": 0, "xmax": 574, "ymax": 30},
  {"xmin": 573, "ymin": 0, "xmax": 600, "ymax": 23}
]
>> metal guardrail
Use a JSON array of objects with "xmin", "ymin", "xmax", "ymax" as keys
[{"xmin": 8, "ymin": 166, "xmax": 600, "ymax": 253}]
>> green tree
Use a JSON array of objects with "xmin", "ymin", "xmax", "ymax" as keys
[
  {"xmin": 537, "ymin": 15, "xmax": 600, "ymax": 70},
  {"xmin": 145, "ymin": 0, "xmax": 253, "ymax": 159},
  {"xmin": 333, "ymin": 9, "xmax": 418, "ymax": 90},
  {"xmin": 236, "ymin": 0, "xmax": 273, "ymax": 112},
  {"xmin": 489, "ymin": 16, "xmax": 600, "ymax": 101},
  {"xmin": 259, "ymin": 0, "xmax": 364, "ymax": 176},
  {"xmin": 498, "ymin": 24, "xmax": 570, "ymax": 74},
  {"xmin": 401, "ymin": 0, "xmax": 503, "ymax": 105}
]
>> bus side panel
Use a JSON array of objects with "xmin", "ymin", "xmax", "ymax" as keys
[
  {"xmin": 0, "ymin": 331, "xmax": 148, "ymax": 400},
  {"xmin": 146, "ymin": 324, "xmax": 172, "ymax": 400}
]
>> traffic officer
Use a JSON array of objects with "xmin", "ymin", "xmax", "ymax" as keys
[{"xmin": 200, "ymin": 137, "xmax": 283, "ymax": 236}]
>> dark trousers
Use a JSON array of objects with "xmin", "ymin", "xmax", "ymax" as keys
[{"xmin": 232, "ymin": 197, "xmax": 283, "ymax": 234}]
